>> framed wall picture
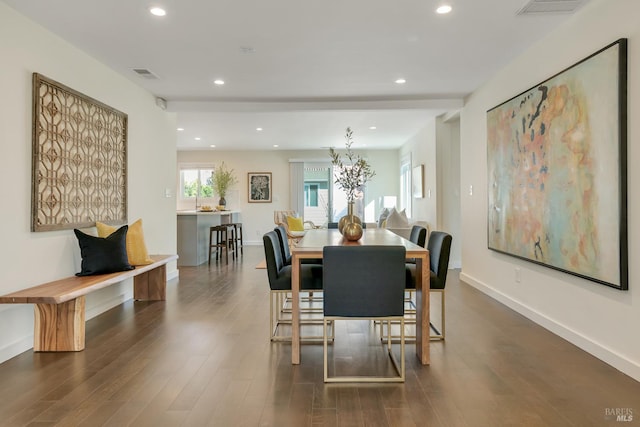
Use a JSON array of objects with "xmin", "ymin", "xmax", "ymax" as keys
[
  {"xmin": 412, "ymin": 165, "xmax": 424, "ymax": 198},
  {"xmin": 248, "ymin": 172, "xmax": 272, "ymax": 203},
  {"xmin": 486, "ymin": 39, "xmax": 628, "ymax": 290}
]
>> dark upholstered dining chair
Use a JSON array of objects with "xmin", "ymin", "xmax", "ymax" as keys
[
  {"xmin": 274, "ymin": 225, "xmax": 322, "ymax": 267},
  {"xmin": 263, "ymin": 231, "xmax": 328, "ymax": 342},
  {"xmin": 274, "ymin": 225, "xmax": 292, "ymax": 266},
  {"xmin": 405, "ymin": 231, "xmax": 452, "ymax": 340},
  {"xmin": 409, "ymin": 225, "xmax": 427, "ymax": 248},
  {"xmin": 378, "ymin": 224, "xmax": 428, "ymax": 339},
  {"xmin": 322, "ymin": 245, "xmax": 406, "ymax": 383}
]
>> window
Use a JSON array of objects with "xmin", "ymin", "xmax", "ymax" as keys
[
  {"xmin": 304, "ymin": 183, "xmax": 319, "ymax": 207},
  {"xmin": 180, "ymin": 168, "xmax": 214, "ymax": 199},
  {"xmin": 302, "ymin": 165, "xmax": 332, "ymax": 226}
]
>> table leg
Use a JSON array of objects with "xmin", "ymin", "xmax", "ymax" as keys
[
  {"xmin": 415, "ymin": 255, "xmax": 431, "ymax": 365},
  {"xmin": 291, "ymin": 255, "xmax": 301, "ymax": 364}
]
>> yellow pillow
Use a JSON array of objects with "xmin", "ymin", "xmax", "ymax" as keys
[
  {"xmin": 96, "ymin": 219, "xmax": 154, "ymax": 266},
  {"xmin": 286, "ymin": 215, "xmax": 304, "ymax": 232}
]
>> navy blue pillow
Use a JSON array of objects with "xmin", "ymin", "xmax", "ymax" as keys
[{"xmin": 74, "ymin": 225, "xmax": 134, "ymax": 276}]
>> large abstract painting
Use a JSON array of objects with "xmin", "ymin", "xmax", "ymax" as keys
[
  {"xmin": 486, "ymin": 39, "xmax": 627, "ymax": 290},
  {"xmin": 32, "ymin": 73, "xmax": 128, "ymax": 231}
]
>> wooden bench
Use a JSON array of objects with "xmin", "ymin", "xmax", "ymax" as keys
[{"xmin": 0, "ymin": 254, "xmax": 178, "ymax": 352}]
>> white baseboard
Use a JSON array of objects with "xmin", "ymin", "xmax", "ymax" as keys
[
  {"xmin": 86, "ymin": 292, "xmax": 132, "ymax": 320},
  {"xmin": 0, "ymin": 335, "xmax": 33, "ymax": 365},
  {"xmin": 460, "ymin": 272, "xmax": 640, "ymax": 382},
  {"xmin": 167, "ymin": 269, "xmax": 179, "ymax": 281}
]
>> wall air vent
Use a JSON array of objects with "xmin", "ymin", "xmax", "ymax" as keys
[
  {"xmin": 132, "ymin": 68, "xmax": 159, "ymax": 79},
  {"xmin": 517, "ymin": 0, "xmax": 586, "ymax": 15}
]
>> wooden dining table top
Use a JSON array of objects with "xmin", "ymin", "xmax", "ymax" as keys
[{"xmin": 292, "ymin": 228, "xmax": 427, "ymax": 256}]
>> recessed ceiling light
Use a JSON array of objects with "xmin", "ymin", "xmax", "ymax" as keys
[
  {"xmin": 436, "ymin": 4, "xmax": 452, "ymax": 14},
  {"xmin": 273, "ymin": 145, "xmax": 279, "ymax": 148},
  {"xmin": 149, "ymin": 7, "xmax": 166, "ymax": 16},
  {"xmin": 210, "ymin": 145, "xmax": 216, "ymax": 148},
  {"xmin": 195, "ymin": 137, "xmax": 201, "ymax": 141},
  {"xmin": 369, "ymin": 126, "xmax": 377, "ymax": 130},
  {"xmin": 213, "ymin": 79, "xmax": 225, "ymax": 85},
  {"xmin": 395, "ymin": 78, "xmax": 406, "ymax": 84},
  {"xmin": 177, "ymin": 127, "xmax": 184, "ymax": 131},
  {"xmin": 256, "ymin": 127, "xmax": 263, "ymax": 131}
]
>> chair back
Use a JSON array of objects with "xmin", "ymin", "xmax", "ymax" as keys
[
  {"xmin": 428, "ymin": 231, "xmax": 452, "ymax": 290},
  {"xmin": 273, "ymin": 225, "xmax": 292, "ymax": 264},
  {"xmin": 323, "ymin": 246, "xmax": 406, "ymax": 317},
  {"xmin": 263, "ymin": 231, "xmax": 287, "ymax": 290},
  {"xmin": 409, "ymin": 225, "xmax": 427, "ymax": 248}
]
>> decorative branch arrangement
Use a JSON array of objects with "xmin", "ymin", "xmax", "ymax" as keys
[
  {"xmin": 329, "ymin": 127, "xmax": 376, "ymax": 202},
  {"xmin": 212, "ymin": 161, "xmax": 238, "ymax": 199}
]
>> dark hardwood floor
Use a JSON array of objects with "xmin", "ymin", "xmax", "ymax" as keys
[{"xmin": 0, "ymin": 245, "xmax": 638, "ymax": 426}]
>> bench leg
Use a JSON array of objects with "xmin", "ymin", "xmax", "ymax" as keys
[
  {"xmin": 134, "ymin": 265, "xmax": 167, "ymax": 301},
  {"xmin": 34, "ymin": 297, "xmax": 85, "ymax": 352}
]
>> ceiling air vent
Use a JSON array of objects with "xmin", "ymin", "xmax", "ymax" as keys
[
  {"xmin": 517, "ymin": 0, "xmax": 586, "ymax": 15},
  {"xmin": 132, "ymin": 68, "xmax": 159, "ymax": 79}
]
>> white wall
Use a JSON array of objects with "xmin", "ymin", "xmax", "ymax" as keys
[
  {"xmin": 400, "ymin": 118, "xmax": 462, "ymax": 267},
  {"xmin": 400, "ymin": 122, "xmax": 438, "ymax": 225},
  {"xmin": 0, "ymin": 3, "xmax": 177, "ymax": 363},
  {"xmin": 460, "ymin": 0, "xmax": 640, "ymax": 380},
  {"xmin": 177, "ymin": 149, "xmax": 399, "ymax": 244},
  {"xmin": 436, "ymin": 117, "xmax": 461, "ymax": 268}
]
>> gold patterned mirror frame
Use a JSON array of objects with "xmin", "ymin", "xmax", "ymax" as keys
[{"xmin": 31, "ymin": 73, "xmax": 128, "ymax": 232}]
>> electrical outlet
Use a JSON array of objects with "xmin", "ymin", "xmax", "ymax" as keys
[{"xmin": 515, "ymin": 267, "xmax": 521, "ymax": 283}]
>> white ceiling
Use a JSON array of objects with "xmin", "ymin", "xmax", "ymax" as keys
[{"xmin": 3, "ymin": 0, "xmax": 591, "ymax": 150}]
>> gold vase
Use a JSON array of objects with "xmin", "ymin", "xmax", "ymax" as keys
[
  {"xmin": 338, "ymin": 201, "xmax": 362, "ymax": 234},
  {"xmin": 343, "ymin": 222, "xmax": 363, "ymax": 241}
]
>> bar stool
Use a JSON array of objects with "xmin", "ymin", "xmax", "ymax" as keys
[
  {"xmin": 209, "ymin": 224, "xmax": 234, "ymax": 264},
  {"xmin": 229, "ymin": 222, "xmax": 244, "ymax": 256}
]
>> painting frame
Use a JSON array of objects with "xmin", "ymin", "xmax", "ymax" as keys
[
  {"xmin": 486, "ymin": 39, "xmax": 628, "ymax": 290},
  {"xmin": 31, "ymin": 73, "xmax": 128, "ymax": 232},
  {"xmin": 248, "ymin": 172, "xmax": 272, "ymax": 203}
]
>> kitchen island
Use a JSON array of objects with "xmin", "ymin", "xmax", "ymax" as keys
[{"xmin": 177, "ymin": 210, "xmax": 241, "ymax": 266}]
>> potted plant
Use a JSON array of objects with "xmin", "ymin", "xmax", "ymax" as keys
[
  {"xmin": 329, "ymin": 127, "xmax": 376, "ymax": 239},
  {"xmin": 211, "ymin": 161, "xmax": 238, "ymax": 209}
]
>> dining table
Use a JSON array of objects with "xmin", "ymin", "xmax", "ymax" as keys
[{"xmin": 290, "ymin": 228, "xmax": 431, "ymax": 365}]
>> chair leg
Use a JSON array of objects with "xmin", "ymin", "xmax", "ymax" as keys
[
  {"xmin": 208, "ymin": 228, "xmax": 214, "ymax": 264},
  {"xmin": 323, "ymin": 319, "xmax": 329, "ymax": 382},
  {"xmin": 324, "ymin": 316, "xmax": 404, "ymax": 383},
  {"xmin": 271, "ymin": 290, "xmax": 332, "ymax": 342},
  {"xmin": 380, "ymin": 289, "xmax": 445, "ymax": 342},
  {"xmin": 429, "ymin": 289, "xmax": 445, "ymax": 340},
  {"xmin": 223, "ymin": 227, "xmax": 229, "ymax": 264}
]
